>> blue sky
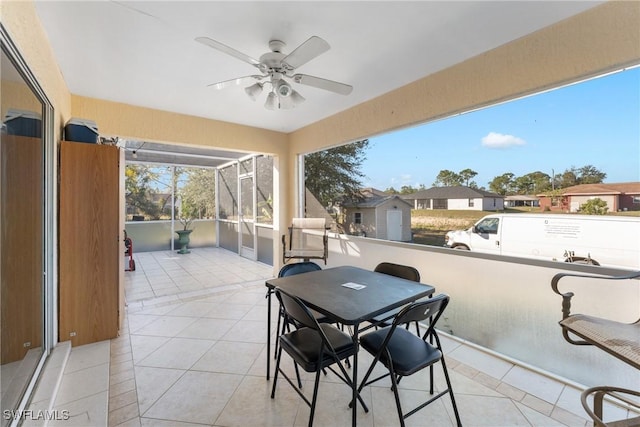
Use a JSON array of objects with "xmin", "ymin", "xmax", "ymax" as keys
[{"xmin": 361, "ymin": 67, "xmax": 640, "ymax": 191}]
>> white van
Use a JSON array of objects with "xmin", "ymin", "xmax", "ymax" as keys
[{"xmin": 444, "ymin": 213, "xmax": 640, "ymax": 270}]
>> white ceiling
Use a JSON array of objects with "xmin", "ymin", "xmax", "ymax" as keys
[{"xmin": 34, "ymin": 1, "xmax": 603, "ymax": 134}]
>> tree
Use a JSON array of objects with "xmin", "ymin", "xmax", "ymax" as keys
[
  {"xmin": 125, "ymin": 165, "xmax": 162, "ymax": 219},
  {"xmin": 305, "ymin": 139, "xmax": 369, "ymax": 208},
  {"xmin": 433, "ymin": 170, "xmax": 462, "ymax": 187},
  {"xmin": 577, "ymin": 165, "xmax": 606, "ymax": 184},
  {"xmin": 398, "ymin": 184, "xmax": 425, "ymax": 194},
  {"xmin": 385, "ymin": 187, "xmax": 399, "ymax": 194},
  {"xmin": 557, "ymin": 167, "xmax": 578, "ymax": 188},
  {"xmin": 459, "ymin": 168, "xmax": 478, "ymax": 187},
  {"xmin": 489, "ymin": 173, "xmax": 515, "ymax": 195},
  {"xmin": 580, "ymin": 198, "xmax": 609, "ymax": 215},
  {"xmin": 513, "ymin": 171, "xmax": 551, "ymax": 194},
  {"xmin": 180, "ymin": 168, "xmax": 216, "ymax": 219}
]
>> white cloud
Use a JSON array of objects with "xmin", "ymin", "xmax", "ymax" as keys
[{"xmin": 481, "ymin": 132, "xmax": 526, "ymax": 148}]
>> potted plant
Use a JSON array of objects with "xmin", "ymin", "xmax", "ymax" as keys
[{"xmin": 175, "ymin": 198, "xmax": 196, "ymax": 254}]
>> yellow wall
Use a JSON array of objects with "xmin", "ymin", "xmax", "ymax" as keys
[{"xmin": 70, "ymin": 95, "xmax": 288, "ymax": 155}]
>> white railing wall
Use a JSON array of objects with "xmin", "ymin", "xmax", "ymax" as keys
[{"xmin": 322, "ymin": 232, "xmax": 640, "ymax": 391}]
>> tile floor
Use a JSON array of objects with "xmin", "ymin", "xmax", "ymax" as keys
[{"xmin": 32, "ymin": 248, "xmax": 637, "ymax": 426}]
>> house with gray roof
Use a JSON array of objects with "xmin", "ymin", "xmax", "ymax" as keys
[
  {"xmin": 401, "ymin": 186, "xmax": 504, "ymax": 211},
  {"xmin": 339, "ymin": 188, "xmax": 413, "ymax": 241}
]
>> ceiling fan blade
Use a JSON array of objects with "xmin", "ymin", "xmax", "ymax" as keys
[
  {"xmin": 196, "ymin": 37, "xmax": 261, "ymax": 67},
  {"xmin": 292, "ymin": 74, "xmax": 353, "ymax": 95},
  {"xmin": 207, "ymin": 75, "xmax": 262, "ymax": 90},
  {"xmin": 282, "ymin": 36, "xmax": 330, "ymax": 70}
]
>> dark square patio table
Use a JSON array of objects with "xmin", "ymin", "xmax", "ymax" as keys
[{"xmin": 265, "ymin": 265, "xmax": 435, "ymax": 427}]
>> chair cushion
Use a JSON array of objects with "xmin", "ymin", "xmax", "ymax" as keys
[
  {"xmin": 279, "ymin": 324, "xmax": 355, "ymax": 372},
  {"xmin": 360, "ymin": 326, "xmax": 441, "ymax": 376}
]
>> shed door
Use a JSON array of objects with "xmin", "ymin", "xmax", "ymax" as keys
[{"xmin": 386, "ymin": 210, "xmax": 403, "ymax": 241}]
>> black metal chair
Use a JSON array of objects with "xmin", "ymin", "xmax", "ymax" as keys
[
  {"xmin": 273, "ymin": 262, "xmax": 328, "ymax": 358},
  {"xmin": 368, "ymin": 262, "xmax": 423, "ymax": 334},
  {"xmin": 357, "ymin": 294, "xmax": 462, "ymax": 427},
  {"xmin": 551, "ymin": 271, "xmax": 640, "ymax": 427},
  {"xmin": 271, "ymin": 287, "xmax": 368, "ymax": 427}
]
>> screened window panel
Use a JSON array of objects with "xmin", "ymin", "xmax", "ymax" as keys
[
  {"xmin": 219, "ymin": 164, "xmax": 238, "ymax": 220},
  {"xmin": 256, "ymin": 155, "xmax": 273, "ymax": 224}
]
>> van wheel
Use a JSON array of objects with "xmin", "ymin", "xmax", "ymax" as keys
[{"xmin": 453, "ymin": 245, "xmax": 470, "ymax": 250}]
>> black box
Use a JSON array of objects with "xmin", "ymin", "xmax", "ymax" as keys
[
  {"xmin": 65, "ymin": 118, "xmax": 99, "ymax": 143},
  {"xmin": 3, "ymin": 109, "xmax": 42, "ymax": 138}
]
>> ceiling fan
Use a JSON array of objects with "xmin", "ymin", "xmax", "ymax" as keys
[{"xmin": 195, "ymin": 36, "xmax": 353, "ymax": 110}]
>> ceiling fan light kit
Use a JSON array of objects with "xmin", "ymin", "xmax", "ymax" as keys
[
  {"xmin": 244, "ymin": 82, "xmax": 263, "ymax": 100},
  {"xmin": 196, "ymin": 35, "xmax": 352, "ymax": 110},
  {"xmin": 264, "ymin": 92, "xmax": 278, "ymax": 110}
]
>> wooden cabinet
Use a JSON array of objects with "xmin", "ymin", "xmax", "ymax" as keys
[{"xmin": 59, "ymin": 141, "xmax": 122, "ymax": 346}]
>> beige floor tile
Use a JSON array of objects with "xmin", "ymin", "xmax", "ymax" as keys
[
  {"xmin": 175, "ymin": 318, "xmax": 238, "ymax": 340},
  {"xmin": 134, "ymin": 366, "xmax": 185, "ymax": 415},
  {"xmin": 109, "ymin": 379, "xmax": 136, "ymax": 399},
  {"xmin": 191, "ymin": 340, "xmax": 264, "ymax": 374},
  {"xmin": 448, "ymin": 344, "xmax": 514, "ymax": 380},
  {"xmin": 54, "ymin": 363, "xmax": 110, "ymax": 406},
  {"xmin": 127, "ymin": 314, "xmax": 163, "ymax": 333},
  {"xmin": 220, "ymin": 319, "xmax": 268, "ymax": 343},
  {"xmin": 64, "ymin": 341, "xmax": 111, "ymax": 374},
  {"xmin": 132, "ymin": 316, "xmax": 197, "ymax": 337},
  {"xmin": 142, "ymin": 371, "xmax": 242, "ymax": 424},
  {"xmin": 139, "ymin": 418, "xmax": 202, "ymax": 426},
  {"xmin": 136, "ymin": 337, "xmax": 215, "ymax": 370},
  {"xmin": 292, "ymin": 379, "xmax": 373, "ymax": 427},
  {"xmin": 502, "ymin": 365, "xmax": 565, "ymax": 404},
  {"xmin": 108, "ymin": 402, "xmax": 139, "ymax": 427},
  {"xmin": 214, "ymin": 375, "xmax": 300, "ymax": 427},
  {"xmin": 513, "ymin": 401, "xmax": 566, "ymax": 426},
  {"xmin": 165, "ymin": 301, "xmax": 218, "ymax": 317},
  {"xmin": 455, "ymin": 394, "xmax": 531, "ymax": 426},
  {"xmin": 49, "ymin": 390, "xmax": 108, "ymax": 427},
  {"xmin": 201, "ymin": 302, "xmax": 254, "ymax": 320},
  {"xmin": 129, "ymin": 335, "xmax": 170, "ymax": 364},
  {"xmin": 109, "ymin": 389, "xmax": 138, "ymax": 412}
]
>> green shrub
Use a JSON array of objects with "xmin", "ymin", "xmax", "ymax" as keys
[{"xmin": 579, "ymin": 198, "xmax": 608, "ymax": 215}]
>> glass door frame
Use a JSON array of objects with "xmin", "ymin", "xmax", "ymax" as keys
[
  {"xmin": 1, "ymin": 24, "xmax": 55, "ymax": 427},
  {"xmin": 238, "ymin": 156, "xmax": 256, "ymax": 260}
]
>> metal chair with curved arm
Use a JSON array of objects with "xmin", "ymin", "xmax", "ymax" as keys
[{"xmin": 551, "ymin": 270, "xmax": 640, "ymax": 427}]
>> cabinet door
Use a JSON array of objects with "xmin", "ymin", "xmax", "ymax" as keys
[{"xmin": 59, "ymin": 141, "xmax": 119, "ymax": 346}]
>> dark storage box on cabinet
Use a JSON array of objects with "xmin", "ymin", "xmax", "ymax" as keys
[
  {"xmin": 64, "ymin": 118, "xmax": 99, "ymax": 143},
  {"xmin": 3, "ymin": 109, "xmax": 42, "ymax": 138}
]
